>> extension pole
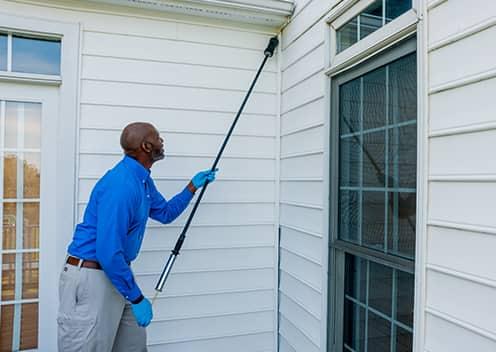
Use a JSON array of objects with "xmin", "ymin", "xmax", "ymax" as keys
[{"xmin": 152, "ymin": 37, "xmax": 280, "ymax": 304}]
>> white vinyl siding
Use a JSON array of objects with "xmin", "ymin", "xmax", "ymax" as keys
[{"xmin": 425, "ymin": 0, "xmax": 496, "ymax": 351}]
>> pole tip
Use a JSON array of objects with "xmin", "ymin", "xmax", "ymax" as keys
[{"xmin": 264, "ymin": 36, "xmax": 279, "ymax": 57}]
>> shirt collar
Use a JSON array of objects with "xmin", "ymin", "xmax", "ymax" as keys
[{"xmin": 122, "ymin": 155, "xmax": 151, "ymax": 183}]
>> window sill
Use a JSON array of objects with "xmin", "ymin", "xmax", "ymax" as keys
[{"xmin": 0, "ymin": 71, "xmax": 61, "ymax": 85}]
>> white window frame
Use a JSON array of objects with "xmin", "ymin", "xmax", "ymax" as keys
[
  {"xmin": 0, "ymin": 11, "xmax": 80, "ymax": 351},
  {"xmin": 322, "ymin": 0, "xmax": 428, "ymax": 351}
]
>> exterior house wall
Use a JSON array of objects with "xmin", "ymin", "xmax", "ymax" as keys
[
  {"xmin": 1, "ymin": 1, "xmax": 280, "ymax": 350},
  {"xmin": 425, "ymin": 0, "xmax": 496, "ymax": 350}
]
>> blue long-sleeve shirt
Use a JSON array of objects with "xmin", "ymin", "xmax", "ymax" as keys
[{"xmin": 68, "ymin": 155, "xmax": 194, "ymax": 301}]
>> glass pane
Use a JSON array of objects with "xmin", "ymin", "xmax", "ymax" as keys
[
  {"xmin": 340, "ymin": 137, "xmax": 360, "ymax": 187},
  {"xmin": 0, "ymin": 305, "xmax": 14, "ymax": 351},
  {"xmin": 386, "ymin": 0, "xmax": 412, "ymax": 22},
  {"xmin": 339, "ymin": 190, "xmax": 360, "ymax": 243},
  {"xmin": 24, "ymin": 203, "xmax": 40, "ymax": 249},
  {"xmin": 22, "ymin": 252, "xmax": 39, "ymax": 299},
  {"xmin": 20, "ymin": 303, "xmax": 38, "ymax": 350},
  {"xmin": 337, "ymin": 18, "xmax": 358, "ymax": 53},
  {"xmin": 0, "ymin": 33, "xmax": 7, "ymax": 71},
  {"xmin": 368, "ymin": 261, "xmax": 393, "ymax": 316},
  {"xmin": 2, "ymin": 253, "xmax": 16, "ymax": 301},
  {"xmin": 24, "ymin": 153, "xmax": 41, "ymax": 198},
  {"xmin": 387, "ymin": 192, "xmax": 416, "ymax": 258},
  {"xmin": 23, "ymin": 103, "xmax": 42, "ymax": 149},
  {"xmin": 363, "ymin": 131, "xmax": 385, "ymax": 187},
  {"xmin": 367, "ymin": 312, "xmax": 391, "ymax": 352},
  {"xmin": 389, "ymin": 53, "xmax": 417, "ymax": 124},
  {"xmin": 363, "ymin": 67, "xmax": 386, "ymax": 131},
  {"xmin": 343, "ymin": 299, "xmax": 366, "ymax": 351},
  {"xmin": 340, "ymin": 79, "xmax": 361, "ymax": 135},
  {"xmin": 345, "ymin": 254, "xmax": 367, "ymax": 303},
  {"xmin": 362, "ymin": 191, "xmax": 385, "ymax": 250},
  {"xmin": 396, "ymin": 270, "xmax": 414, "ymax": 327},
  {"xmin": 12, "ymin": 35, "xmax": 61, "ymax": 75},
  {"xmin": 359, "ymin": 0, "xmax": 383, "ymax": 40},
  {"xmin": 3, "ymin": 153, "xmax": 17, "ymax": 198},
  {"xmin": 5, "ymin": 102, "xmax": 19, "ymax": 148},
  {"xmin": 389, "ymin": 125, "xmax": 417, "ymax": 189},
  {"xmin": 396, "ymin": 326, "xmax": 413, "ymax": 352},
  {"xmin": 3, "ymin": 203, "xmax": 17, "ymax": 249}
]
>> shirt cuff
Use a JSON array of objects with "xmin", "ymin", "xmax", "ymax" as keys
[{"xmin": 125, "ymin": 284, "xmax": 143, "ymax": 303}]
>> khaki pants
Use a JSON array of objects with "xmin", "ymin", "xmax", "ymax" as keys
[{"xmin": 57, "ymin": 262, "xmax": 147, "ymax": 352}]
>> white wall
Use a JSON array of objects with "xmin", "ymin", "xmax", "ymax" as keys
[
  {"xmin": 425, "ymin": 0, "xmax": 496, "ymax": 350},
  {"xmin": 1, "ymin": 1, "xmax": 279, "ymax": 350}
]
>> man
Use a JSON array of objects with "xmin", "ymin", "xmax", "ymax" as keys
[{"xmin": 57, "ymin": 122, "xmax": 217, "ymax": 351}]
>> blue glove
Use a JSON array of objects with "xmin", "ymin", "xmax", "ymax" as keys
[
  {"xmin": 131, "ymin": 298, "xmax": 153, "ymax": 327},
  {"xmin": 192, "ymin": 169, "xmax": 218, "ymax": 189}
]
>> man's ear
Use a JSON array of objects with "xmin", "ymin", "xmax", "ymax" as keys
[{"xmin": 142, "ymin": 141, "xmax": 152, "ymax": 153}]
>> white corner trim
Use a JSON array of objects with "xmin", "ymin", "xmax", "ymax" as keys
[{"xmin": 88, "ymin": 0, "xmax": 295, "ymax": 27}]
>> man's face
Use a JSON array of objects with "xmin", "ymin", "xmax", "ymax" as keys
[{"xmin": 146, "ymin": 128, "xmax": 165, "ymax": 162}]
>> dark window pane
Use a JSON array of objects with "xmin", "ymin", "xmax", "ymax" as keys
[
  {"xmin": 367, "ymin": 311, "xmax": 391, "ymax": 352},
  {"xmin": 387, "ymin": 192, "xmax": 416, "ymax": 258},
  {"xmin": 340, "ymin": 79, "xmax": 361, "ymax": 135},
  {"xmin": 340, "ymin": 136, "xmax": 361, "ymax": 187},
  {"xmin": 12, "ymin": 35, "xmax": 61, "ymax": 75},
  {"xmin": 386, "ymin": 0, "xmax": 412, "ymax": 22},
  {"xmin": 396, "ymin": 326, "xmax": 413, "ymax": 352},
  {"xmin": 360, "ymin": 1, "xmax": 383, "ymax": 40},
  {"xmin": 363, "ymin": 66, "xmax": 386, "ymax": 130},
  {"xmin": 2, "ymin": 253, "xmax": 16, "ymax": 301},
  {"xmin": 389, "ymin": 53, "xmax": 417, "ymax": 123},
  {"xmin": 389, "ymin": 125, "xmax": 417, "ymax": 189},
  {"xmin": 363, "ymin": 131, "xmax": 385, "ymax": 187},
  {"xmin": 337, "ymin": 18, "xmax": 358, "ymax": 53},
  {"xmin": 362, "ymin": 191, "xmax": 385, "ymax": 251},
  {"xmin": 368, "ymin": 261, "xmax": 393, "ymax": 316},
  {"xmin": 0, "ymin": 34, "xmax": 7, "ymax": 71},
  {"xmin": 345, "ymin": 254, "xmax": 367, "ymax": 303},
  {"xmin": 396, "ymin": 270, "xmax": 414, "ymax": 327},
  {"xmin": 344, "ymin": 299, "xmax": 366, "ymax": 351},
  {"xmin": 339, "ymin": 190, "xmax": 360, "ymax": 243},
  {"xmin": 0, "ymin": 305, "xmax": 14, "ymax": 352}
]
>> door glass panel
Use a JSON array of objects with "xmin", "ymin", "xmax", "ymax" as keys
[
  {"xmin": 1, "ymin": 100, "xmax": 41, "ymax": 350},
  {"xmin": 0, "ymin": 34, "xmax": 7, "ymax": 71}
]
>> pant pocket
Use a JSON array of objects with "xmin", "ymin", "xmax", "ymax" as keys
[{"xmin": 57, "ymin": 313, "xmax": 97, "ymax": 352}]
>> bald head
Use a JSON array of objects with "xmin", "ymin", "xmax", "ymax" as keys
[{"xmin": 120, "ymin": 122, "xmax": 156, "ymax": 153}]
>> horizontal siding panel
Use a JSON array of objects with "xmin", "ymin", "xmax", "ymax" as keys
[
  {"xmin": 79, "ymin": 179, "xmax": 275, "ymax": 204},
  {"xmin": 429, "ymin": 77, "xmax": 496, "ymax": 132},
  {"xmin": 428, "ymin": 0, "xmax": 496, "ymax": 45},
  {"xmin": 280, "ymin": 249, "xmax": 322, "ymax": 292},
  {"xmin": 282, "ymin": 44, "xmax": 325, "ymax": 91},
  {"xmin": 278, "ymin": 315, "xmax": 320, "ymax": 352},
  {"xmin": 282, "ymin": 21, "xmax": 324, "ymax": 70},
  {"xmin": 430, "ymin": 129, "xmax": 496, "ymax": 175},
  {"xmin": 429, "ymin": 182, "xmax": 496, "ymax": 228},
  {"xmin": 429, "ymin": 25, "xmax": 496, "ymax": 87},
  {"xmin": 280, "ymin": 203, "xmax": 323, "ymax": 235},
  {"xmin": 280, "ymin": 227, "xmax": 322, "ymax": 265},
  {"xmin": 83, "ymin": 31, "xmax": 277, "ymax": 72},
  {"xmin": 280, "ymin": 180, "xmax": 323, "ymax": 206},
  {"xmin": 80, "ymin": 104, "xmax": 276, "ymax": 137},
  {"xmin": 279, "ymin": 271, "xmax": 321, "ymax": 318},
  {"xmin": 280, "ymin": 153, "xmax": 323, "ymax": 178},
  {"xmin": 137, "ymin": 268, "xmax": 274, "ymax": 296},
  {"xmin": 134, "ymin": 247, "xmax": 274, "ymax": 273},
  {"xmin": 427, "ymin": 226, "xmax": 496, "ymax": 282},
  {"xmin": 147, "ymin": 310, "xmax": 273, "ymax": 344},
  {"xmin": 79, "ymin": 154, "xmax": 275, "ymax": 179},
  {"xmin": 279, "ymin": 293, "xmax": 320, "ymax": 345},
  {"xmin": 153, "ymin": 290, "xmax": 273, "ymax": 320},
  {"xmin": 81, "ymin": 80, "xmax": 276, "ymax": 115},
  {"xmin": 281, "ymin": 97, "xmax": 324, "ymax": 135},
  {"xmin": 281, "ymin": 126, "xmax": 323, "ymax": 156},
  {"xmin": 79, "ymin": 129, "xmax": 275, "ymax": 158},
  {"xmin": 425, "ymin": 313, "xmax": 496, "ymax": 352},
  {"xmin": 149, "ymin": 331, "xmax": 274, "ymax": 352},
  {"xmin": 281, "ymin": 73, "xmax": 324, "ymax": 113},
  {"xmin": 82, "ymin": 55, "xmax": 277, "ymax": 93},
  {"xmin": 426, "ymin": 270, "xmax": 496, "ymax": 334}
]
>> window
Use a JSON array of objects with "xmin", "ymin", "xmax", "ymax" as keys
[
  {"xmin": 0, "ymin": 33, "xmax": 61, "ymax": 75},
  {"xmin": 336, "ymin": 0, "xmax": 412, "ymax": 53},
  {"xmin": 329, "ymin": 37, "xmax": 417, "ymax": 351}
]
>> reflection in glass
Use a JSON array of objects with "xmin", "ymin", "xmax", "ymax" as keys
[
  {"xmin": 387, "ymin": 192, "xmax": 416, "ymax": 259},
  {"xmin": 362, "ymin": 131, "xmax": 385, "ymax": 187},
  {"xmin": 363, "ymin": 67, "xmax": 386, "ymax": 130},
  {"xmin": 22, "ymin": 252, "xmax": 39, "ymax": 299},
  {"xmin": 20, "ymin": 303, "xmax": 38, "ymax": 350},
  {"xmin": 340, "ymin": 137, "xmax": 360, "ymax": 187},
  {"xmin": 24, "ymin": 153, "xmax": 41, "ymax": 198},
  {"xmin": 1, "ymin": 254, "xmax": 16, "ymax": 301},
  {"xmin": 23, "ymin": 103, "xmax": 42, "ymax": 148},
  {"xmin": 389, "ymin": 53, "xmax": 417, "ymax": 123},
  {"xmin": 12, "ymin": 35, "xmax": 61, "ymax": 75},
  {"xmin": 337, "ymin": 18, "xmax": 358, "ymax": 52},
  {"xmin": 339, "ymin": 190, "xmax": 360, "ymax": 243},
  {"xmin": 368, "ymin": 312, "xmax": 391, "ymax": 352},
  {"xmin": 0, "ymin": 33, "xmax": 7, "ymax": 71},
  {"xmin": 369, "ymin": 261, "xmax": 393, "ymax": 316},
  {"xmin": 344, "ymin": 299, "xmax": 366, "ymax": 351},
  {"xmin": 359, "ymin": 1, "xmax": 383, "ymax": 40},
  {"xmin": 3, "ymin": 154, "xmax": 17, "ymax": 198},
  {"xmin": 5, "ymin": 102, "xmax": 18, "ymax": 148},
  {"xmin": 387, "ymin": 0, "xmax": 412, "ymax": 22},
  {"xmin": 0, "ymin": 305, "xmax": 14, "ymax": 351},
  {"xmin": 24, "ymin": 203, "xmax": 40, "ymax": 249},
  {"xmin": 396, "ymin": 270, "xmax": 414, "ymax": 326},
  {"xmin": 3, "ymin": 203, "xmax": 17, "ymax": 250},
  {"xmin": 340, "ymin": 79, "xmax": 361, "ymax": 135},
  {"xmin": 345, "ymin": 254, "xmax": 367, "ymax": 303},
  {"xmin": 396, "ymin": 326, "xmax": 413, "ymax": 352},
  {"xmin": 362, "ymin": 191, "xmax": 385, "ymax": 250}
]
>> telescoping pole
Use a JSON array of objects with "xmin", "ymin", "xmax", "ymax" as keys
[{"xmin": 152, "ymin": 36, "xmax": 279, "ymax": 304}]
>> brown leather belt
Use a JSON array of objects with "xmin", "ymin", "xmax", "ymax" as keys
[{"xmin": 66, "ymin": 255, "xmax": 102, "ymax": 270}]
